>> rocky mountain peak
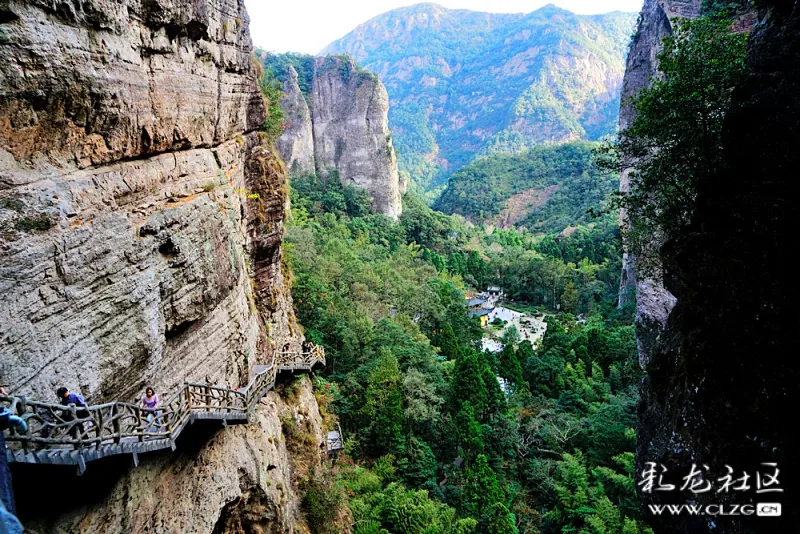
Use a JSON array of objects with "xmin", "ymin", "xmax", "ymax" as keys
[{"xmin": 272, "ymin": 54, "xmax": 404, "ymax": 219}]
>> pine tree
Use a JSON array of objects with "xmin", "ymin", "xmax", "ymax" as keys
[
  {"xmin": 463, "ymin": 454, "xmax": 505, "ymax": 517},
  {"xmin": 456, "ymin": 402, "xmax": 485, "ymax": 458},
  {"xmin": 498, "ymin": 344, "xmax": 526, "ymax": 392},
  {"xmin": 450, "ymin": 349, "xmax": 489, "ymax": 416},
  {"xmin": 487, "ymin": 503, "xmax": 520, "ymax": 534},
  {"xmin": 365, "ymin": 354, "xmax": 407, "ymax": 456},
  {"xmin": 398, "ymin": 436, "xmax": 438, "ymax": 489},
  {"xmin": 437, "ymin": 323, "xmax": 461, "ymax": 361}
]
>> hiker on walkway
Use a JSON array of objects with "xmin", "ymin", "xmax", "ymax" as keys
[
  {"xmin": 0, "ymin": 362, "xmax": 8, "ymax": 396},
  {"xmin": 140, "ymin": 387, "xmax": 159, "ymax": 433},
  {"xmin": 56, "ymin": 387, "xmax": 89, "ymax": 439},
  {"xmin": 282, "ymin": 342, "xmax": 290, "ymax": 353}
]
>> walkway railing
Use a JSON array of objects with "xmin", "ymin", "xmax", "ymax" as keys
[{"xmin": 0, "ymin": 346, "xmax": 324, "ymax": 473}]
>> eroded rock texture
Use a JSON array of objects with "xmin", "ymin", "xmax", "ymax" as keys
[
  {"xmin": 0, "ymin": 0, "xmax": 322, "ymax": 532},
  {"xmin": 0, "ymin": 0, "xmax": 264, "ymax": 170},
  {"xmin": 275, "ymin": 56, "xmax": 403, "ymax": 219},
  {"xmin": 625, "ymin": 1, "xmax": 798, "ymax": 532},
  {"xmin": 0, "ymin": 135, "xmax": 294, "ymax": 401}
]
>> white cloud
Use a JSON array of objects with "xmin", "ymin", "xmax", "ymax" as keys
[{"xmin": 245, "ymin": 0, "xmax": 644, "ymax": 55}]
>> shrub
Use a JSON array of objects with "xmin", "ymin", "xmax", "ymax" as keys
[
  {"xmin": 302, "ymin": 469, "xmax": 346, "ymax": 534},
  {"xmin": 0, "ymin": 198, "xmax": 24, "ymax": 211},
  {"xmin": 14, "ymin": 215, "xmax": 53, "ymax": 232}
]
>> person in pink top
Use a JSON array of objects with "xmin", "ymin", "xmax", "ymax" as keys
[{"xmin": 141, "ymin": 387, "xmax": 159, "ymax": 432}]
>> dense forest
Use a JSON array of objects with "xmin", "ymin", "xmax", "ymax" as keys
[
  {"xmin": 0, "ymin": 0, "xmax": 789, "ymax": 531},
  {"xmin": 283, "ymin": 173, "xmax": 645, "ymax": 533}
]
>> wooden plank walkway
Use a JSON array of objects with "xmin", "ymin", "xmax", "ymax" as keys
[{"xmin": 1, "ymin": 346, "xmax": 325, "ymax": 473}]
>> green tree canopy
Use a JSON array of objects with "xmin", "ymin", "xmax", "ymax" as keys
[{"xmin": 603, "ymin": 15, "xmax": 748, "ymax": 273}]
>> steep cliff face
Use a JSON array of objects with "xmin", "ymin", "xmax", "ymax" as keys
[
  {"xmin": 624, "ymin": 1, "xmax": 797, "ymax": 532},
  {"xmin": 617, "ymin": 0, "xmax": 690, "ymax": 365},
  {"xmin": 0, "ymin": 0, "xmax": 264, "ymax": 170},
  {"xmin": 619, "ymin": 0, "xmax": 757, "ymax": 366},
  {"xmin": 311, "ymin": 56, "xmax": 403, "ymax": 219},
  {"xmin": 0, "ymin": 0, "xmax": 324, "ymax": 531},
  {"xmin": 274, "ymin": 56, "xmax": 404, "ymax": 220},
  {"xmin": 275, "ymin": 66, "xmax": 315, "ymax": 176}
]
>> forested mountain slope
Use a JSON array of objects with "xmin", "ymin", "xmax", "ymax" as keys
[
  {"xmin": 322, "ymin": 3, "xmax": 636, "ymax": 192},
  {"xmin": 435, "ymin": 142, "xmax": 616, "ymax": 233}
]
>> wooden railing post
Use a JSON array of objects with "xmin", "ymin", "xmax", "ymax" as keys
[
  {"xmin": 96, "ymin": 407, "xmax": 104, "ymax": 447},
  {"xmin": 18, "ymin": 397, "xmax": 29, "ymax": 453},
  {"xmin": 184, "ymin": 384, "xmax": 191, "ymax": 411},
  {"xmin": 70, "ymin": 405, "xmax": 81, "ymax": 450},
  {"xmin": 162, "ymin": 408, "xmax": 170, "ymax": 437},
  {"xmin": 112, "ymin": 404, "xmax": 121, "ymax": 444},
  {"xmin": 204, "ymin": 385, "xmax": 211, "ymax": 412},
  {"xmin": 136, "ymin": 407, "xmax": 143, "ymax": 442}
]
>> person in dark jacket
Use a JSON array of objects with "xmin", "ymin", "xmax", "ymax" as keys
[{"xmin": 56, "ymin": 387, "xmax": 89, "ymax": 439}]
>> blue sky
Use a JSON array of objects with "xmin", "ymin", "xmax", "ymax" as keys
[{"xmin": 245, "ymin": 0, "xmax": 644, "ymax": 54}]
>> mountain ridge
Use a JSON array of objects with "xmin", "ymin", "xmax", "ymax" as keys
[{"xmin": 322, "ymin": 3, "xmax": 637, "ymax": 194}]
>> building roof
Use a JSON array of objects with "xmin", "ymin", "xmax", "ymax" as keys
[
  {"xmin": 467, "ymin": 298, "xmax": 487, "ymax": 307},
  {"xmin": 469, "ymin": 308, "xmax": 493, "ymax": 317}
]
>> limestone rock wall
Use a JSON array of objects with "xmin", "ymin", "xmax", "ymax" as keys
[
  {"xmin": 0, "ymin": 134, "xmax": 290, "ymax": 402},
  {"xmin": 0, "ymin": 0, "xmax": 323, "ymax": 532},
  {"xmin": 311, "ymin": 56, "xmax": 402, "ymax": 219},
  {"xmin": 275, "ymin": 56, "xmax": 403, "ymax": 219},
  {"xmin": 275, "ymin": 66, "xmax": 315, "ymax": 176},
  {"xmin": 618, "ymin": 0, "xmax": 756, "ymax": 366},
  {"xmin": 0, "ymin": 0, "xmax": 264, "ymax": 171}
]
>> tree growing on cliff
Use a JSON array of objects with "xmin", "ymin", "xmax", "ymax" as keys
[
  {"xmin": 601, "ymin": 15, "xmax": 748, "ymax": 274},
  {"xmin": 260, "ymin": 69, "xmax": 285, "ymax": 143}
]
